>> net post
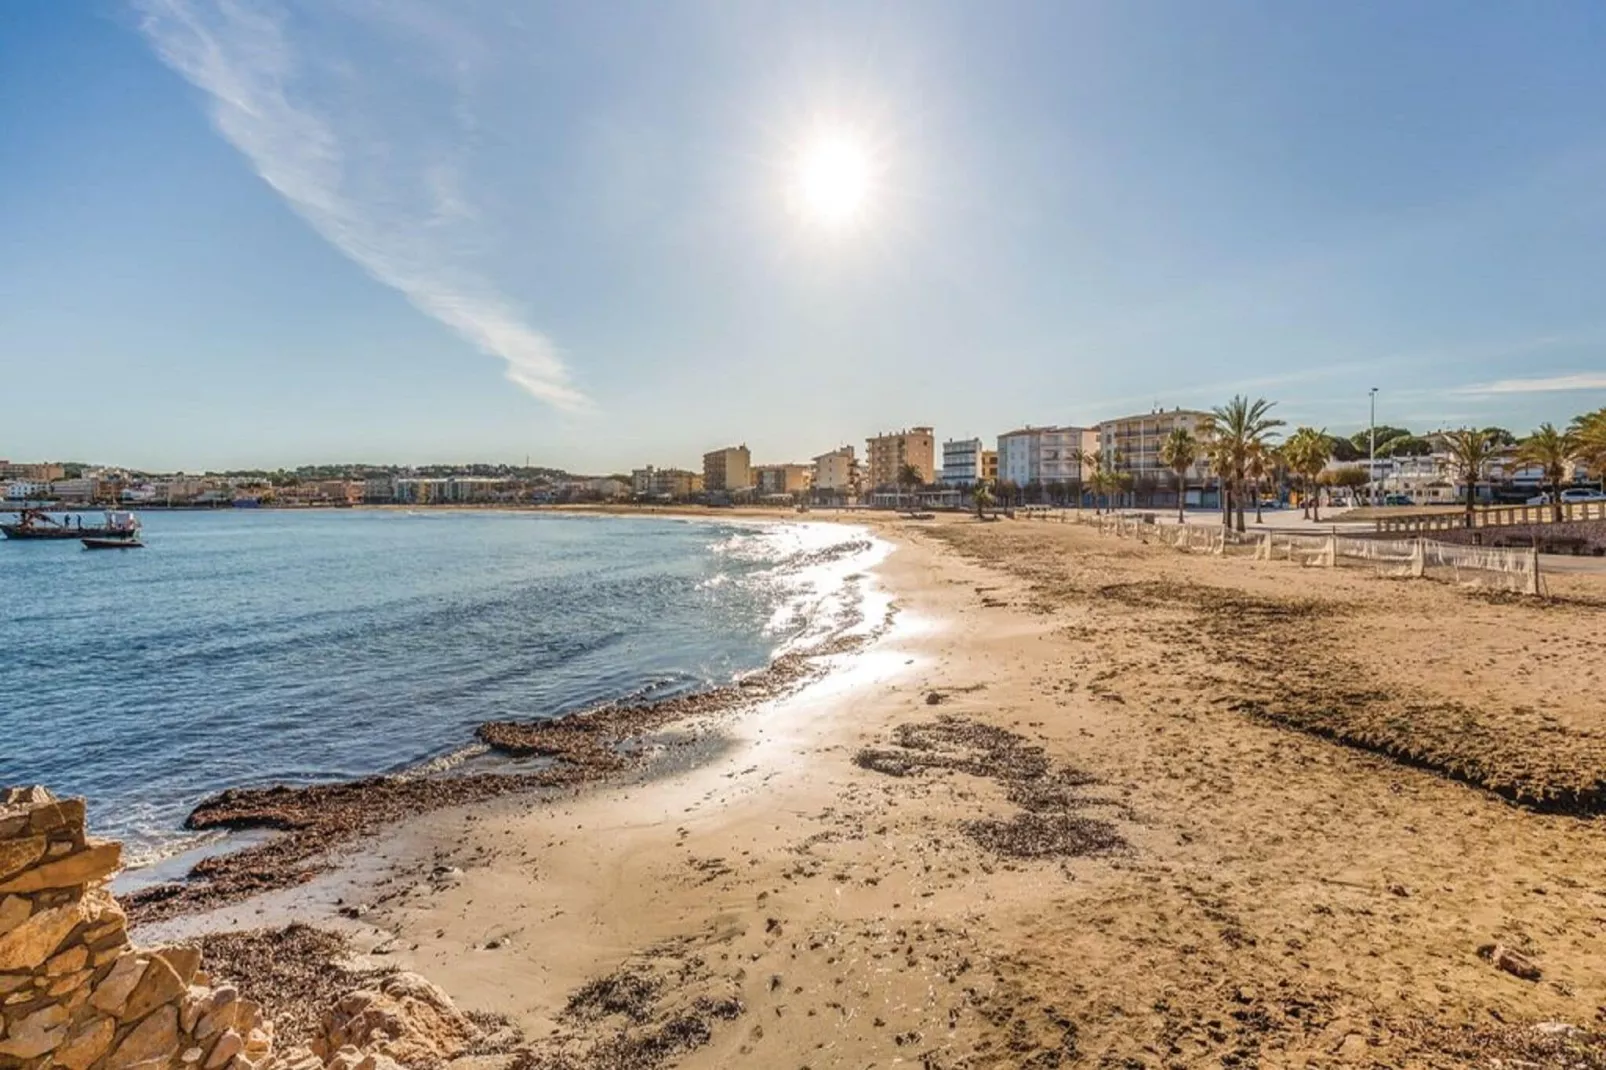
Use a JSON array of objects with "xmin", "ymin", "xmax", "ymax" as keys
[
  {"xmin": 1526, "ymin": 546, "xmax": 1540, "ymax": 597},
  {"xmin": 1410, "ymin": 538, "xmax": 1425, "ymax": 579},
  {"xmin": 1323, "ymin": 535, "xmax": 1337, "ymax": 567}
]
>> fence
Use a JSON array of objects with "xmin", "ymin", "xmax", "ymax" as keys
[
  {"xmin": 1375, "ymin": 498, "xmax": 1606, "ymax": 536},
  {"xmin": 1077, "ymin": 513, "xmax": 1543, "ymax": 595}
]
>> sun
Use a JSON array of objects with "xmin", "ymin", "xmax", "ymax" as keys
[{"xmin": 792, "ymin": 130, "xmax": 873, "ymax": 228}]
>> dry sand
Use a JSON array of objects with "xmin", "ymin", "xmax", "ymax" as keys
[{"xmin": 141, "ymin": 515, "xmax": 1606, "ymax": 1068}]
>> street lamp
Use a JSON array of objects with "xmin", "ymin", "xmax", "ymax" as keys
[{"xmin": 1368, "ymin": 387, "xmax": 1379, "ymax": 506}]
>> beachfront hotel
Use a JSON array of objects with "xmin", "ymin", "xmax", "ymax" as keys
[
  {"xmin": 940, "ymin": 438, "xmax": 998, "ymax": 488},
  {"xmin": 995, "ymin": 426, "xmax": 1097, "ymax": 487},
  {"xmin": 754, "ymin": 463, "xmax": 812, "ymax": 496},
  {"xmin": 865, "ymin": 427, "xmax": 935, "ymax": 489},
  {"xmin": 702, "ymin": 445, "xmax": 753, "ymax": 492},
  {"xmin": 1096, "ymin": 409, "xmax": 1215, "ymax": 484}
]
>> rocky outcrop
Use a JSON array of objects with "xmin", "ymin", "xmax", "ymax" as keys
[
  {"xmin": 0, "ymin": 787, "xmax": 271, "ymax": 1070},
  {"xmin": 0, "ymin": 787, "xmax": 486, "ymax": 1070}
]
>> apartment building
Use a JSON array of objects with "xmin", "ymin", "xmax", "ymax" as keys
[
  {"xmin": 1097, "ymin": 409, "xmax": 1214, "ymax": 483},
  {"xmin": 702, "ymin": 445, "xmax": 752, "ymax": 492},
  {"xmin": 995, "ymin": 426, "xmax": 1095, "ymax": 487},
  {"xmin": 941, "ymin": 438, "xmax": 984, "ymax": 486},
  {"xmin": 865, "ymin": 427, "xmax": 935, "ymax": 489},
  {"xmin": 754, "ymin": 464, "xmax": 812, "ymax": 496},
  {"xmin": 981, "ymin": 450, "xmax": 998, "ymax": 482},
  {"xmin": 0, "ymin": 462, "xmax": 66, "ymax": 483},
  {"xmin": 632, "ymin": 466, "xmax": 703, "ymax": 499},
  {"xmin": 811, "ymin": 447, "xmax": 856, "ymax": 494}
]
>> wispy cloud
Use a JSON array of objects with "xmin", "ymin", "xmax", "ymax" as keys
[
  {"xmin": 134, "ymin": 0, "xmax": 586, "ymax": 410},
  {"xmin": 1454, "ymin": 373, "xmax": 1606, "ymax": 395}
]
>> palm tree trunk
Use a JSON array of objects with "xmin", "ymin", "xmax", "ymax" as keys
[
  {"xmin": 1176, "ymin": 470, "xmax": 1185, "ymax": 524},
  {"xmin": 1254, "ymin": 482, "xmax": 1263, "ymax": 525},
  {"xmin": 1465, "ymin": 479, "xmax": 1475, "ymax": 529},
  {"xmin": 1552, "ymin": 475, "xmax": 1563, "ymax": 523},
  {"xmin": 1312, "ymin": 482, "xmax": 1321, "ymax": 522}
]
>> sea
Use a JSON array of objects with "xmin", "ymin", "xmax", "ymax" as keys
[{"xmin": 0, "ymin": 509, "xmax": 887, "ymax": 867}]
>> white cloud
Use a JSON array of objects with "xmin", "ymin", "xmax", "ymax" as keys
[
  {"xmin": 1454, "ymin": 373, "xmax": 1606, "ymax": 395},
  {"xmin": 134, "ymin": 0, "xmax": 586, "ymax": 410}
]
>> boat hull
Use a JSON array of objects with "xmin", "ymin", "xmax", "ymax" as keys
[
  {"xmin": 81, "ymin": 538, "xmax": 143, "ymax": 550},
  {"xmin": 2, "ymin": 525, "xmax": 126, "ymax": 540}
]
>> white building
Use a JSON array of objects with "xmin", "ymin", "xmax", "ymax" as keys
[
  {"xmin": 995, "ymin": 426, "xmax": 1093, "ymax": 487},
  {"xmin": 941, "ymin": 439, "xmax": 983, "ymax": 486},
  {"xmin": 4, "ymin": 481, "xmax": 48, "ymax": 501}
]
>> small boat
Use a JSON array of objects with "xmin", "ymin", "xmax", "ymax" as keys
[
  {"xmin": 2, "ymin": 508, "xmax": 141, "ymax": 541},
  {"xmin": 82, "ymin": 537, "xmax": 143, "ymax": 550}
]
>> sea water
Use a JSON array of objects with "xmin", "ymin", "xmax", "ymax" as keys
[{"xmin": 0, "ymin": 509, "xmax": 884, "ymax": 864}]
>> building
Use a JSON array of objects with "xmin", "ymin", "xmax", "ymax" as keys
[
  {"xmin": 632, "ymin": 467, "xmax": 703, "ymax": 499},
  {"xmin": 587, "ymin": 478, "xmax": 630, "ymax": 500},
  {"xmin": 1096, "ymin": 409, "xmax": 1215, "ymax": 484},
  {"xmin": 4, "ymin": 481, "xmax": 48, "ymax": 501},
  {"xmin": 754, "ymin": 464, "xmax": 812, "ymax": 497},
  {"xmin": 703, "ymin": 445, "xmax": 753, "ymax": 493},
  {"xmin": 48, "ymin": 478, "xmax": 99, "ymax": 503},
  {"xmin": 0, "ymin": 462, "xmax": 66, "ymax": 483},
  {"xmin": 981, "ymin": 450, "xmax": 998, "ymax": 483},
  {"xmin": 811, "ymin": 447, "xmax": 856, "ymax": 495},
  {"xmin": 865, "ymin": 427, "xmax": 935, "ymax": 490},
  {"xmin": 941, "ymin": 438, "xmax": 984, "ymax": 487},
  {"xmin": 364, "ymin": 475, "xmax": 395, "ymax": 503},
  {"xmin": 994, "ymin": 426, "xmax": 1095, "ymax": 489}
]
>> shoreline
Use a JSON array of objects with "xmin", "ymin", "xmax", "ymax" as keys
[
  {"xmin": 121, "ymin": 518, "xmax": 896, "ymax": 927},
  {"xmin": 125, "ymin": 515, "xmax": 1606, "ymax": 1066}
]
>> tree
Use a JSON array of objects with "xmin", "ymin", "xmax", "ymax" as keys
[
  {"xmin": 1516, "ymin": 424, "xmax": 1575, "ymax": 523},
  {"xmin": 1328, "ymin": 436, "xmax": 1363, "ymax": 462},
  {"xmin": 1377, "ymin": 435, "xmax": 1432, "ymax": 458},
  {"xmin": 1329, "ymin": 466, "xmax": 1369, "ymax": 503},
  {"xmin": 973, "ymin": 481, "xmax": 994, "ymax": 519},
  {"xmin": 1244, "ymin": 441, "xmax": 1275, "ymax": 524},
  {"xmin": 1441, "ymin": 428, "xmax": 1501, "ymax": 528},
  {"xmin": 1284, "ymin": 427, "xmax": 1334, "ymax": 521},
  {"xmin": 1481, "ymin": 426, "xmax": 1518, "ymax": 448},
  {"xmin": 1072, "ymin": 449, "xmax": 1096, "ymax": 509},
  {"xmin": 1158, "ymin": 427, "xmax": 1197, "ymax": 524},
  {"xmin": 897, "ymin": 463, "xmax": 924, "ymax": 510},
  {"xmin": 1567, "ymin": 408, "xmax": 1606, "ymax": 485},
  {"xmin": 1351, "ymin": 426, "xmax": 1412, "ymax": 454},
  {"xmin": 1207, "ymin": 396, "xmax": 1285, "ymax": 533}
]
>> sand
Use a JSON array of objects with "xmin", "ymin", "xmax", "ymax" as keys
[{"xmin": 137, "ymin": 514, "xmax": 1606, "ymax": 1068}]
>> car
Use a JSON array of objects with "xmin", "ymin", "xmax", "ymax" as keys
[
  {"xmin": 1526, "ymin": 488, "xmax": 1606, "ymax": 505},
  {"xmin": 1382, "ymin": 493, "xmax": 1415, "ymax": 507}
]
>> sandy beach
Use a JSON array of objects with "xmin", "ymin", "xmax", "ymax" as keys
[{"xmin": 132, "ymin": 514, "xmax": 1606, "ymax": 1068}]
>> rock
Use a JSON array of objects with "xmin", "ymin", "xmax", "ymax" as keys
[
  {"xmin": 0, "ymin": 902, "xmax": 83, "ymax": 971},
  {"xmin": 181, "ymin": 1047, "xmax": 205, "ymax": 1064},
  {"xmin": 1478, "ymin": 943, "xmax": 1542, "ymax": 982},
  {"xmin": 181, "ymin": 987, "xmax": 212, "ymax": 1033},
  {"xmin": 205, "ymin": 1030, "xmax": 244, "ymax": 1069},
  {"xmin": 27, "ymin": 799, "xmax": 86, "ymax": 842},
  {"xmin": 89, "ymin": 955, "xmax": 150, "ymax": 1016},
  {"xmin": 0, "ymin": 971, "xmax": 30, "ymax": 994},
  {"xmin": 122, "ymin": 954, "xmax": 185, "ymax": 1022},
  {"xmin": 318, "ymin": 972, "xmax": 480, "ymax": 1065},
  {"xmin": 0, "ymin": 841, "xmax": 121, "ymax": 894},
  {"xmin": 0, "ymin": 1001, "xmax": 69, "ymax": 1059},
  {"xmin": 0, "ymin": 895, "xmax": 30, "ymax": 936},
  {"xmin": 156, "ymin": 945, "xmax": 203, "ymax": 986},
  {"xmin": 0, "ymin": 836, "xmax": 48, "ymax": 884},
  {"xmin": 45, "ymin": 945, "xmax": 88, "ymax": 976},
  {"xmin": 325, "ymin": 1046, "xmax": 404, "ymax": 1070},
  {"xmin": 106, "ymin": 1004, "xmax": 179, "ymax": 1070},
  {"xmin": 53, "ymin": 1015, "xmax": 117, "ymax": 1070},
  {"xmin": 270, "ymin": 1045, "xmax": 327, "ymax": 1070},
  {"xmin": 47, "ymin": 968, "xmax": 92, "ymax": 996}
]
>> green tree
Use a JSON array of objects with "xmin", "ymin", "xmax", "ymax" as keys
[
  {"xmin": 1481, "ymin": 426, "xmax": 1518, "ymax": 448},
  {"xmin": 1157, "ymin": 427, "xmax": 1197, "ymax": 524},
  {"xmin": 1441, "ymin": 428, "xmax": 1501, "ymax": 528},
  {"xmin": 1207, "ymin": 396, "xmax": 1285, "ymax": 533},
  {"xmin": 1377, "ymin": 435, "xmax": 1432, "ymax": 458},
  {"xmin": 973, "ymin": 480, "xmax": 994, "ymax": 519},
  {"xmin": 1244, "ymin": 441, "xmax": 1275, "ymax": 524},
  {"xmin": 1567, "ymin": 408, "xmax": 1606, "ymax": 486},
  {"xmin": 1516, "ymin": 423, "xmax": 1575, "ymax": 523},
  {"xmin": 1329, "ymin": 466, "xmax": 1369, "ymax": 504},
  {"xmin": 1327, "ymin": 435, "xmax": 1363, "ymax": 462},
  {"xmin": 1351, "ymin": 426, "xmax": 1412, "ymax": 454},
  {"xmin": 1284, "ymin": 427, "xmax": 1334, "ymax": 521},
  {"xmin": 897, "ymin": 463, "xmax": 924, "ymax": 511}
]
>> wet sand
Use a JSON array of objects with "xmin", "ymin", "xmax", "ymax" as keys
[{"xmin": 136, "ymin": 515, "xmax": 1606, "ymax": 1067}]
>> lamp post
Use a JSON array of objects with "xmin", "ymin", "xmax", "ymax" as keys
[{"xmin": 1369, "ymin": 387, "xmax": 1379, "ymax": 506}]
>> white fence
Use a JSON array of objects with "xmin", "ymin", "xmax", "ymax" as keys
[{"xmin": 1077, "ymin": 513, "xmax": 1542, "ymax": 595}]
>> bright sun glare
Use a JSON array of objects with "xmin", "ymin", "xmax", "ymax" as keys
[{"xmin": 793, "ymin": 131, "xmax": 872, "ymax": 228}]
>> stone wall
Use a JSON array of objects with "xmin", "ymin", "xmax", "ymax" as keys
[
  {"xmin": 1423, "ymin": 518, "xmax": 1606, "ymax": 555},
  {"xmin": 0, "ymin": 787, "xmax": 272, "ymax": 1070}
]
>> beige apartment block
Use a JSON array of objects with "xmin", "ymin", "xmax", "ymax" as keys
[
  {"xmin": 754, "ymin": 463, "xmax": 812, "ymax": 496},
  {"xmin": 703, "ymin": 445, "xmax": 753, "ymax": 492},
  {"xmin": 866, "ymin": 427, "xmax": 935, "ymax": 489},
  {"xmin": 812, "ymin": 447, "xmax": 856, "ymax": 493},
  {"xmin": 1097, "ymin": 409, "xmax": 1214, "ymax": 482}
]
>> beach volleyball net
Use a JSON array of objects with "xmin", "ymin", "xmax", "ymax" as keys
[{"xmin": 1078, "ymin": 513, "xmax": 1543, "ymax": 595}]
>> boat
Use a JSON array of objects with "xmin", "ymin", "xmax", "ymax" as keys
[
  {"xmin": 82, "ymin": 537, "xmax": 143, "ymax": 550},
  {"xmin": 1, "ymin": 508, "xmax": 141, "ymax": 541}
]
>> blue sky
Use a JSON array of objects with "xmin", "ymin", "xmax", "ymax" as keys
[{"xmin": 3, "ymin": 0, "xmax": 1606, "ymax": 473}]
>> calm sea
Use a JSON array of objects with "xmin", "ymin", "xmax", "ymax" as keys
[{"xmin": 0, "ymin": 509, "xmax": 884, "ymax": 864}]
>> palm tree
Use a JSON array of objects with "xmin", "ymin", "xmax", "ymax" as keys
[
  {"xmin": 897, "ymin": 463, "xmax": 924, "ymax": 511},
  {"xmin": 973, "ymin": 480, "xmax": 994, "ymax": 519},
  {"xmin": 1158, "ymin": 428, "xmax": 1197, "ymax": 524},
  {"xmin": 1207, "ymin": 396, "xmax": 1285, "ymax": 533},
  {"xmin": 1516, "ymin": 424, "xmax": 1574, "ymax": 523},
  {"xmin": 1245, "ymin": 441, "xmax": 1274, "ymax": 524},
  {"xmin": 1568, "ymin": 408, "xmax": 1606, "ymax": 487},
  {"xmin": 1441, "ymin": 428, "xmax": 1500, "ymax": 528},
  {"xmin": 1283, "ymin": 427, "xmax": 1334, "ymax": 521}
]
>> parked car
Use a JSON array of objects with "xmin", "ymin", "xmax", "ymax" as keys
[
  {"xmin": 1382, "ymin": 493, "xmax": 1415, "ymax": 506},
  {"xmin": 1526, "ymin": 488, "xmax": 1606, "ymax": 505}
]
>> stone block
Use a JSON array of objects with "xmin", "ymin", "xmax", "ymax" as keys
[
  {"xmin": 0, "ymin": 841, "xmax": 120, "ymax": 895},
  {"xmin": 27, "ymin": 799, "xmax": 86, "ymax": 843},
  {"xmin": 154, "ymin": 946, "xmax": 202, "ymax": 987},
  {"xmin": 47, "ymin": 968, "xmax": 91, "ymax": 997},
  {"xmin": 52, "ymin": 1015, "xmax": 116, "ymax": 1070},
  {"xmin": 44, "ymin": 945, "xmax": 87, "ymax": 977},
  {"xmin": 0, "ymin": 902, "xmax": 82, "ymax": 972},
  {"xmin": 105, "ymin": 1004, "xmax": 178, "ymax": 1070},
  {"xmin": 0, "ymin": 836, "xmax": 47, "ymax": 884},
  {"xmin": 204, "ymin": 1030, "xmax": 243, "ymax": 1069},
  {"xmin": 122, "ymin": 956, "xmax": 184, "ymax": 1023},
  {"xmin": 0, "ymin": 972, "xmax": 29, "ymax": 995},
  {"xmin": 0, "ymin": 1000, "xmax": 69, "ymax": 1059},
  {"xmin": 0, "ymin": 896, "xmax": 29, "ymax": 937},
  {"xmin": 88, "ymin": 955, "xmax": 148, "ymax": 1017}
]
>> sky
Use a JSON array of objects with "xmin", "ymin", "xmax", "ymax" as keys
[{"xmin": 3, "ymin": 0, "xmax": 1606, "ymax": 474}]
